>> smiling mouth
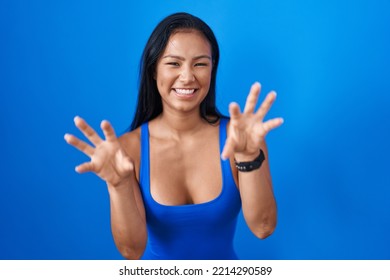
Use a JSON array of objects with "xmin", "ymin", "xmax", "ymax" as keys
[{"xmin": 174, "ymin": 88, "xmax": 197, "ymax": 95}]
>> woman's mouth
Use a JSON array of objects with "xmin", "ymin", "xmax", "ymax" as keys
[{"xmin": 174, "ymin": 88, "xmax": 197, "ymax": 97}]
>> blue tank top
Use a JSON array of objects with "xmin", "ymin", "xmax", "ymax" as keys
[{"xmin": 139, "ymin": 118, "xmax": 241, "ymax": 260}]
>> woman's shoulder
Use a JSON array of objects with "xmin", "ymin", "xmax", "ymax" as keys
[
  {"xmin": 119, "ymin": 127, "xmax": 141, "ymax": 145},
  {"xmin": 118, "ymin": 127, "xmax": 141, "ymax": 161}
]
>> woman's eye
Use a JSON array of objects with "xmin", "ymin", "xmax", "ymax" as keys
[
  {"xmin": 195, "ymin": 63, "xmax": 208, "ymax": 67},
  {"xmin": 167, "ymin": 62, "xmax": 180, "ymax": 66}
]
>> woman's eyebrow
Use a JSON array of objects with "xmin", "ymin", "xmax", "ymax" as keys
[
  {"xmin": 162, "ymin": 55, "xmax": 184, "ymax": 60},
  {"xmin": 162, "ymin": 54, "xmax": 211, "ymax": 60},
  {"xmin": 193, "ymin": 55, "xmax": 212, "ymax": 60}
]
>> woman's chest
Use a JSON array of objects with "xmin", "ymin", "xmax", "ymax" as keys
[{"xmin": 149, "ymin": 135, "xmax": 222, "ymax": 206}]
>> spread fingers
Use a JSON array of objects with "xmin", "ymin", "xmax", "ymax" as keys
[
  {"xmin": 74, "ymin": 116, "xmax": 103, "ymax": 146},
  {"xmin": 255, "ymin": 91, "xmax": 277, "ymax": 121},
  {"xmin": 243, "ymin": 82, "xmax": 261, "ymax": 114},
  {"xmin": 101, "ymin": 120, "xmax": 117, "ymax": 142},
  {"xmin": 64, "ymin": 133, "xmax": 94, "ymax": 157},
  {"xmin": 262, "ymin": 117, "xmax": 284, "ymax": 133}
]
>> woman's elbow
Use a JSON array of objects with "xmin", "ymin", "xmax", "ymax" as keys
[
  {"xmin": 252, "ymin": 225, "xmax": 276, "ymax": 239},
  {"xmin": 116, "ymin": 237, "xmax": 147, "ymax": 260},
  {"xmin": 246, "ymin": 215, "xmax": 277, "ymax": 240},
  {"xmin": 119, "ymin": 245, "xmax": 145, "ymax": 260}
]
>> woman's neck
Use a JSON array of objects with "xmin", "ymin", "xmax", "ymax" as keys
[{"xmin": 154, "ymin": 109, "xmax": 206, "ymax": 139}]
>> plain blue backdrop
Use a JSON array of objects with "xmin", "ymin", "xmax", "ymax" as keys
[{"xmin": 1, "ymin": 0, "xmax": 389, "ymax": 259}]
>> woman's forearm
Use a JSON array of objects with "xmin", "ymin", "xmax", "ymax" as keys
[
  {"xmin": 235, "ymin": 146, "xmax": 277, "ymax": 239},
  {"xmin": 108, "ymin": 178, "xmax": 147, "ymax": 259}
]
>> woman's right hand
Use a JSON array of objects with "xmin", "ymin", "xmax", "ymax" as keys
[{"xmin": 64, "ymin": 116, "xmax": 135, "ymax": 187}]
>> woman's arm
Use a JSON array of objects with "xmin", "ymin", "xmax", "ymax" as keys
[
  {"xmin": 64, "ymin": 117, "xmax": 147, "ymax": 259},
  {"xmin": 232, "ymin": 142, "xmax": 277, "ymax": 239},
  {"xmin": 222, "ymin": 82, "xmax": 283, "ymax": 239},
  {"xmin": 108, "ymin": 177, "xmax": 147, "ymax": 259}
]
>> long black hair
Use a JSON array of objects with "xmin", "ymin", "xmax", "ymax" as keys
[{"xmin": 130, "ymin": 12, "xmax": 223, "ymax": 131}]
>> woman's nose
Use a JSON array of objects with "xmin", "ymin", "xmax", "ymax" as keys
[{"xmin": 179, "ymin": 67, "xmax": 195, "ymax": 82}]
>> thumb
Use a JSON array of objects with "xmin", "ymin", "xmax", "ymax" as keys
[
  {"xmin": 221, "ymin": 137, "xmax": 235, "ymax": 161},
  {"xmin": 75, "ymin": 161, "xmax": 95, "ymax": 173},
  {"xmin": 115, "ymin": 150, "xmax": 135, "ymax": 173}
]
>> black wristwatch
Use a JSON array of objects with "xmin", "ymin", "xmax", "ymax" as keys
[{"xmin": 234, "ymin": 149, "xmax": 265, "ymax": 172}]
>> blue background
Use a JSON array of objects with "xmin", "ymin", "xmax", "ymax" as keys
[{"xmin": 1, "ymin": 0, "xmax": 389, "ymax": 259}]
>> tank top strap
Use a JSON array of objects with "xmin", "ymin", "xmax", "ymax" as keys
[
  {"xmin": 219, "ymin": 117, "xmax": 229, "ymax": 153},
  {"xmin": 219, "ymin": 117, "xmax": 235, "ymax": 186},
  {"xmin": 140, "ymin": 122, "xmax": 150, "ymax": 190}
]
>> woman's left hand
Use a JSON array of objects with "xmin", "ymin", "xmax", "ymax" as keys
[{"xmin": 221, "ymin": 82, "xmax": 284, "ymax": 161}]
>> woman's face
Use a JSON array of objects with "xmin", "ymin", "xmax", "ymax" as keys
[{"xmin": 155, "ymin": 30, "xmax": 212, "ymax": 115}]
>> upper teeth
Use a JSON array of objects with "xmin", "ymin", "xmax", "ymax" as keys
[{"xmin": 175, "ymin": 88, "xmax": 195, "ymax": 95}]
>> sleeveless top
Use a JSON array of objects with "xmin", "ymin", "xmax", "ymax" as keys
[{"xmin": 139, "ymin": 118, "xmax": 241, "ymax": 260}]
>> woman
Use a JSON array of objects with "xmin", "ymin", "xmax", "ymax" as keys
[{"xmin": 64, "ymin": 12, "xmax": 283, "ymax": 260}]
